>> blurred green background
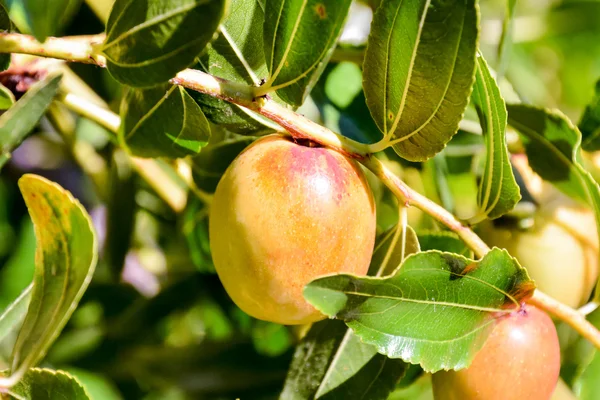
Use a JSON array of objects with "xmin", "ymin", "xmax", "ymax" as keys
[{"xmin": 1, "ymin": 0, "xmax": 600, "ymax": 399}]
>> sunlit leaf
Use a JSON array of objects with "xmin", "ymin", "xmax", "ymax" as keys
[
  {"xmin": 471, "ymin": 54, "xmax": 520, "ymax": 221},
  {"xmin": 363, "ymin": 0, "xmax": 478, "ymax": 161},
  {"xmin": 507, "ymin": 105, "xmax": 600, "ymax": 300},
  {"xmin": 9, "ymin": 175, "xmax": 97, "ymax": 382},
  {"xmin": 9, "ymin": 368, "xmax": 90, "ymax": 400},
  {"xmin": 102, "ymin": 0, "xmax": 226, "ymax": 87},
  {"xmin": 0, "ymin": 74, "xmax": 62, "ymax": 170},
  {"xmin": 119, "ymin": 84, "xmax": 210, "ymax": 158},
  {"xmin": 263, "ymin": 0, "xmax": 352, "ymax": 106},
  {"xmin": 304, "ymin": 248, "xmax": 535, "ymax": 372}
]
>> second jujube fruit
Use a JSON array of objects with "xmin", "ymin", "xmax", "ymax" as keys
[
  {"xmin": 432, "ymin": 305, "xmax": 560, "ymax": 400},
  {"xmin": 209, "ymin": 135, "xmax": 376, "ymax": 325}
]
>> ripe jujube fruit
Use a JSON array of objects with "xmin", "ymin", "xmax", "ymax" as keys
[
  {"xmin": 432, "ymin": 305, "xmax": 560, "ymax": 400},
  {"xmin": 209, "ymin": 135, "xmax": 376, "ymax": 325},
  {"xmin": 479, "ymin": 155, "xmax": 598, "ymax": 308}
]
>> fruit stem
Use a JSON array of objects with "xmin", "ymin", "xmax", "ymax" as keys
[
  {"xmin": 360, "ymin": 155, "xmax": 491, "ymax": 258},
  {"xmin": 2, "ymin": 32, "xmax": 600, "ymax": 350}
]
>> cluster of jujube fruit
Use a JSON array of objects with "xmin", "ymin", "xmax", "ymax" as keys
[{"xmin": 210, "ymin": 135, "xmax": 583, "ymax": 398}]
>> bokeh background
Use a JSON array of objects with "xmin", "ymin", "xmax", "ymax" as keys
[{"xmin": 1, "ymin": 0, "xmax": 599, "ymax": 399}]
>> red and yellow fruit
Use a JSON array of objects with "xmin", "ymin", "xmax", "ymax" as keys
[
  {"xmin": 209, "ymin": 135, "xmax": 376, "ymax": 325},
  {"xmin": 432, "ymin": 305, "xmax": 560, "ymax": 400}
]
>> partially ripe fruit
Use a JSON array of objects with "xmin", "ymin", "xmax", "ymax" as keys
[
  {"xmin": 209, "ymin": 135, "xmax": 376, "ymax": 325},
  {"xmin": 432, "ymin": 305, "xmax": 560, "ymax": 400},
  {"xmin": 480, "ymin": 155, "xmax": 598, "ymax": 308}
]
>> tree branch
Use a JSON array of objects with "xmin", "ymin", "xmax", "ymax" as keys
[{"xmin": 1, "ymin": 32, "xmax": 599, "ymax": 349}]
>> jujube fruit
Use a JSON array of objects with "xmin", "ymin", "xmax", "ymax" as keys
[
  {"xmin": 432, "ymin": 305, "xmax": 560, "ymax": 400},
  {"xmin": 209, "ymin": 135, "xmax": 376, "ymax": 325},
  {"xmin": 479, "ymin": 155, "xmax": 598, "ymax": 308}
]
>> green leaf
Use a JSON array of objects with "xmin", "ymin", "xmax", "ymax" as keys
[
  {"xmin": 0, "ymin": 83, "xmax": 15, "ymax": 110},
  {"xmin": 263, "ymin": 0, "xmax": 352, "ymax": 106},
  {"xmin": 507, "ymin": 105, "xmax": 595, "ymax": 203},
  {"xmin": 191, "ymin": 137, "xmax": 254, "ymax": 193},
  {"xmin": 0, "ymin": 3, "xmax": 11, "ymax": 71},
  {"xmin": 102, "ymin": 0, "xmax": 227, "ymax": 87},
  {"xmin": 470, "ymin": 54, "xmax": 520, "ymax": 221},
  {"xmin": 363, "ymin": 0, "xmax": 479, "ymax": 161},
  {"xmin": 191, "ymin": 0, "xmax": 281, "ymax": 134},
  {"xmin": 304, "ymin": 248, "xmax": 535, "ymax": 372},
  {"xmin": 0, "ymin": 74, "xmax": 62, "ymax": 170},
  {"xmin": 105, "ymin": 150, "xmax": 136, "ymax": 279},
  {"xmin": 506, "ymin": 104, "xmax": 600, "ymax": 299},
  {"xmin": 579, "ymin": 79, "xmax": 600, "ymax": 151},
  {"xmin": 281, "ymin": 218, "xmax": 418, "ymax": 398},
  {"xmin": 119, "ymin": 84, "xmax": 211, "ymax": 158},
  {"xmin": 495, "ymin": 0, "xmax": 516, "ymax": 80},
  {"xmin": 417, "ymin": 231, "xmax": 470, "ymax": 256},
  {"xmin": 0, "ymin": 285, "xmax": 31, "ymax": 345},
  {"xmin": 280, "ymin": 319, "xmax": 407, "ymax": 400},
  {"xmin": 183, "ymin": 198, "xmax": 215, "ymax": 273},
  {"xmin": 9, "ymin": 368, "xmax": 90, "ymax": 399},
  {"xmin": 572, "ymin": 309, "xmax": 600, "ymax": 399},
  {"xmin": 368, "ymin": 224, "xmax": 420, "ymax": 277},
  {"xmin": 577, "ymin": 349, "xmax": 600, "ymax": 400},
  {"xmin": 64, "ymin": 368, "xmax": 123, "ymax": 400},
  {"xmin": 20, "ymin": 0, "xmax": 81, "ymax": 42},
  {"xmin": 388, "ymin": 374, "xmax": 433, "ymax": 400},
  {"xmin": 8, "ymin": 174, "xmax": 97, "ymax": 382}
]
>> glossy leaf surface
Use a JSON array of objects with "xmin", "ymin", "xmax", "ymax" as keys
[
  {"xmin": 10, "ymin": 175, "xmax": 97, "ymax": 378},
  {"xmin": 120, "ymin": 84, "xmax": 210, "ymax": 158},
  {"xmin": 102, "ymin": 0, "xmax": 226, "ymax": 87},
  {"xmin": 304, "ymin": 248, "xmax": 535, "ymax": 372},
  {"xmin": 363, "ymin": 0, "xmax": 478, "ymax": 161},
  {"xmin": 471, "ymin": 54, "xmax": 520, "ymax": 220},
  {"xmin": 263, "ymin": 0, "xmax": 352, "ymax": 106}
]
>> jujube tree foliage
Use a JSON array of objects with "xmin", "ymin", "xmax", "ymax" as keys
[{"xmin": 0, "ymin": 0, "xmax": 599, "ymax": 399}]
